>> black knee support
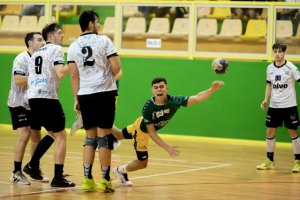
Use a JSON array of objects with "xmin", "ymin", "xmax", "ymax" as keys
[
  {"xmin": 136, "ymin": 151, "xmax": 148, "ymax": 161},
  {"xmin": 97, "ymin": 134, "xmax": 114, "ymax": 150},
  {"xmin": 84, "ymin": 137, "xmax": 97, "ymax": 149}
]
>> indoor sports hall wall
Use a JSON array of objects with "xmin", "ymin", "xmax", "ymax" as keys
[{"xmin": 1, "ymin": 53, "xmax": 299, "ymax": 142}]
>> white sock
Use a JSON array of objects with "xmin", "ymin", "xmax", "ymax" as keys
[
  {"xmin": 118, "ymin": 165, "xmax": 127, "ymax": 173},
  {"xmin": 292, "ymin": 137, "xmax": 300, "ymax": 155},
  {"xmin": 266, "ymin": 137, "xmax": 276, "ymax": 153}
]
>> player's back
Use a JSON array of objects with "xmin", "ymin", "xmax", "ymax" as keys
[
  {"xmin": 27, "ymin": 43, "xmax": 64, "ymax": 99},
  {"xmin": 68, "ymin": 33, "xmax": 117, "ymax": 95}
]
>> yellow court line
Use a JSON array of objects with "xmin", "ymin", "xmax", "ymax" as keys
[{"xmin": 1, "ymin": 124, "xmax": 292, "ymax": 149}]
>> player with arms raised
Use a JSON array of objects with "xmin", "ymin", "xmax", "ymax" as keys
[{"xmin": 112, "ymin": 77, "xmax": 224, "ymax": 186}]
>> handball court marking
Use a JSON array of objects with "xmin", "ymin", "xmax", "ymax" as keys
[{"xmin": 0, "ymin": 146, "xmax": 231, "ymax": 197}]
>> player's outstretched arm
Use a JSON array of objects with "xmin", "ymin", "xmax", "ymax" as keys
[
  {"xmin": 187, "ymin": 81, "xmax": 224, "ymax": 107},
  {"xmin": 146, "ymin": 124, "xmax": 180, "ymax": 158}
]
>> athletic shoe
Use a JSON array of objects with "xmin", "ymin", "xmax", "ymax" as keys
[
  {"xmin": 10, "ymin": 171, "xmax": 31, "ymax": 185},
  {"xmin": 51, "ymin": 176, "xmax": 76, "ymax": 187},
  {"xmin": 113, "ymin": 166, "xmax": 133, "ymax": 187},
  {"xmin": 82, "ymin": 176, "xmax": 97, "ymax": 191},
  {"xmin": 23, "ymin": 163, "xmax": 49, "ymax": 182},
  {"xmin": 96, "ymin": 178, "xmax": 114, "ymax": 193},
  {"xmin": 70, "ymin": 114, "xmax": 83, "ymax": 136},
  {"xmin": 292, "ymin": 160, "xmax": 300, "ymax": 173},
  {"xmin": 256, "ymin": 158, "xmax": 275, "ymax": 170}
]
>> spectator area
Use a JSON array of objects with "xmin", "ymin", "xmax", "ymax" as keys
[{"xmin": 0, "ymin": 3, "xmax": 299, "ymax": 56}]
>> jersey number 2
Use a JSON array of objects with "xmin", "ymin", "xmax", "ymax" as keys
[
  {"xmin": 35, "ymin": 56, "xmax": 43, "ymax": 74},
  {"xmin": 82, "ymin": 46, "xmax": 95, "ymax": 67}
]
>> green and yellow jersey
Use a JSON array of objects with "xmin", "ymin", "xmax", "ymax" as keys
[{"xmin": 140, "ymin": 95, "xmax": 189, "ymax": 132}]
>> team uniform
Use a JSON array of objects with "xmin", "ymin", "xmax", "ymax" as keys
[
  {"xmin": 123, "ymin": 95, "xmax": 189, "ymax": 160},
  {"xmin": 7, "ymin": 51, "xmax": 32, "ymax": 130},
  {"xmin": 25, "ymin": 40, "xmax": 75, "ymax": 187},
  {"xmin": 27, "ymin": 42, "xmax": 65, "ymax": 132},
  {"xmin": 67, "ymin": 33, "xmax": 118, "ymax": 129},
  {"xmin": 266, "ymin": 60, "xmax": 300, "ymax": 129}
]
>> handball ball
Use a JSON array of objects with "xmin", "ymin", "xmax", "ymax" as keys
[{"xmin": 211, "ymin": 58, "xmax": 229, "ymax": 74}]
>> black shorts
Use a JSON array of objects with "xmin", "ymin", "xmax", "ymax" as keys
[
  {"xmin": 266, "ymin": 106, "xmax": 300, "ymax": 130},
  {"xmin": 78, "ymin": 90, "xmax": 117, "ymax": 130},
  {"xmin": 8, "ymin": 106, "xmax": 30, "ymax": 130},
  {"xmin": 29, "ymin": 98, "xmax": 65, "ymax": 133}
]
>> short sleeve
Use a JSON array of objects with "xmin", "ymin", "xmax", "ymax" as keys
[
  {"xmin": 53, "ymin": 45, "xmax": 65, "ymax": 66},
  {"xmin": 13, "ymin": 53, "xmax": 27, "ymax": 76},
  {"xmin": 291, "ymin": 65, "xmax": 300, "ymax": 82},
  {"xmin": 173, "ymin": 96, "xmax": 189, "ymax": 107},
  {"xmin": 67, "ymin": 43, "xmax": 76, "ymax": 63},
  {"xmin": 104, "ymin": 36, "xmax": 117, "ymax": 57},
  {"xmin": 141, "ymin": 100, "xmax": 153, "ymax": 124}
]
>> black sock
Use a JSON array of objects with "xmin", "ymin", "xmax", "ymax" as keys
[
  {"xmin": 102, "ymin": 166, "xmax": 110, "ymax": 181},
  {"xmin": 54, "ymin": 164, "xmax": 64, "ymax": 179},
  {"xmin": 295, "ymin": 154, "xmax": 300, "ymax": 160},
  {"xmin": 83, "ymin": 164, "xmax": 93, "ymax": 179},
  {"xmin": 30, "ymin": 135, "xmax": 55, "ymax": 168},
  {"xmin": 267, "ymin": 152, "xmax": 274, "ymax": 161},
  {"xmin": 13, "ymin": 161, "xmax": 22, "ymax": 173}
]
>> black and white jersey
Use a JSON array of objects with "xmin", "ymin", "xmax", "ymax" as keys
[
  {"xmin": 7, "ymin": 51, "xmax": 31, "ymax": 109},
  {"xmin": 27, "ymin": 43, "xmax": 64, "ymax": 99},
  {"xmin": 267, "ymin": 61, "xmax": 300, "ymax": 108},
  {"xmin": 67, "ymin": 33, "xmax": 117, "ymax": 95}
]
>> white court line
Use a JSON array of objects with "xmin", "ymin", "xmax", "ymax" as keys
[
  {"xmin": 0, "ymin": 186, "xmax": 81, "ymax": 197},
  {"xmin": 0, "ymin": 151, "xmax": 229, "ymax": 169},
  {"xmin": 193, "ymin": 161, "xmax": 231, "ymax": 165},
  {"xmin": 0, "ymin": 146, "xmax": 232, "ymax": 185},
  {"xmin": 0, "ymin": 149, "xmax": 187, "ymax": 163},
  {"xmin": 148, "ymin": 162, "xmax": 224, "ymax": 168},
  {"xmin": 0, "ymin": 163, "xmax": 232, "ymax": 195},
  {"xmin": 127, "ymin": 163, "xmax": 232, "ymax": 181},
  {"xmin": 0, "ymin": 147, "xmax": 13, "ymax": 150},
  {"xmin": 0, "ymin": 160, "xmax": 231, "ymax": 197},
  {"xmin": 0, "ymin": 151, "xmax": 209, "ymax": 164}
]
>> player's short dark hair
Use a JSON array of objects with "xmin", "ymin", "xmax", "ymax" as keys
[
  {"xmin": 79, "ymin": 10, "xmax": 99, "ymax": 32},
  {"xmin": 152, "ymin": 77, "xmax": 167, "ymax": 86},
  {"xmin": 24, "ymin": 32, "xmax": 41, "ymax": 48},
  {"xmin": 42, "ymin": 22, "xmax": 62, "ymax": 41},
  {"xmin": 272, "ymin": 42, "xmax": 287, "ymax": 52}
]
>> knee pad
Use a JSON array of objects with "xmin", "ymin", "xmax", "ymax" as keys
[
  {"xmin": 136, "ymin": 151, "xmax": 148, "ymax": 161},
  {"xmin": 122, "ymin": 128, "xmax": 133, "ymax": 139},
  {"xmin": 84, "ymin": 137, "xmax": 97, "ymax": 149},
  {"xmin": 97, "ymin": 134, "xmax": 114, "ymax": 150}
]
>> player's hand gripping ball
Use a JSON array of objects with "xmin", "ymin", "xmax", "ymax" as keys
[{"xmin": 211, "ymin": 58, "xmax": 229, "ymax": 74}]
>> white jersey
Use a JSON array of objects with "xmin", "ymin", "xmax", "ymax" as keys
[
  {"xmin": 27, "ymin": 42, "xmax": 64, "ymax": 99},
  {"xmin": 267, "ymin": 60, "xmax": 300, "ymax": 108},
  {"xmin": 7, "ymin": 51, "xmax": 31, "ymax": 109},
  {"xmin": 67, "ymin": 33, "xmax": 117, "ymax": 95}
]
